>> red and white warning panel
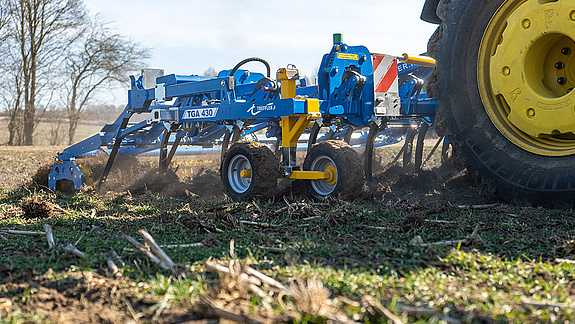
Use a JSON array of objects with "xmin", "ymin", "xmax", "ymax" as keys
[{"xmin": 372, "ymin": 54, "xmax": 400, "ymax": 117}]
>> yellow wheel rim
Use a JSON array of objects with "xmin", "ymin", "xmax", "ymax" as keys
[{"xmin": 478, "ymin": 0, "xmax": 575, "ymax": 156}]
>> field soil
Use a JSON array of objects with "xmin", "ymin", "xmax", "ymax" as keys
[
  {"xmin": 2, "ymin": 143, "xmax": 574, "ymax": 323},
  {"xmin": 0, "ymin": 146, "xmax": 66, "ymax": 191}
]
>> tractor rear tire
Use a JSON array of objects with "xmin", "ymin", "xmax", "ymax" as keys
[{"xmin": 429, "ymin": 0, "xmax": 575, "ymax": 207}]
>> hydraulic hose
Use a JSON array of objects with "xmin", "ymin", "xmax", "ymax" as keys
[{"xmin": 230, "ymin": 57, "xmax": 271, "ymax": 78}]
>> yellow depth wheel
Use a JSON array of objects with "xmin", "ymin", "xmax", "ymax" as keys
[{"xmin": 478, "ymin": 0, "xmax": 575, "ymax": 156}]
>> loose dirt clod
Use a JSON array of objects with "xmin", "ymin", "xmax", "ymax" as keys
[
  {"xmin": 185, "ymin": 168, "xmax": 224, "ymax": 199},
  {"xmin": 127, "ymin": 168, "xmax": 186, "ymax": 197},
  {"xmin": 20, "ymin": 196, "xmax": 59, "ymax": 219},
  {"xmin": 30, "ymin": 163, "xmax": 54, "ymax": 189},
  {"xmin": 402, "ymin": 211, "xmax": 427, "ymax": 232}
]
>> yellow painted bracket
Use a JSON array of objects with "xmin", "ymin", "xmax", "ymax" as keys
[
  {"xmin": 280, "ymin": 99, "xmax": 321, "ymax": 148},
  {"xmin": 305, "ymin": 98, "xmax": 321, "ymax": 119},
  {"xmin": 277, "ymin": 67, "xmax": 299, "ymax": 99},
  {"xmin": 289, "ymin": 166, "xmax": 337, "ymax": 185},
  {"xmin": 281, "ymin": 114, "xmax": 312, "ymax": 148},
  {"xmin": 289, "ymin": 171, "xmax": 325, "ymax": 180},
  {"xmin": 243, "ymin": 169, "xmax": 334, "ymax": 183}
]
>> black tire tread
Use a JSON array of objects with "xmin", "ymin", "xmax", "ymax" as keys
[
  {"xmin": 304, "ymin": 140, "xmax": 364, "ymax": 200},
  {"xmin": 427, "ymin": 0, "xmax": 575, "ymax": 207},
  {"xmin": 221, "ymin": 142, "xmax": 278, "ymax": 201}
]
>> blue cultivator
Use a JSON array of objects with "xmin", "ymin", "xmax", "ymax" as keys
[{"xmin": 48, "ymin": 34, "xmax": 440, "ymax": 200}]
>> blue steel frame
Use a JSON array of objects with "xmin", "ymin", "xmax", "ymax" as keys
[{"xmin": 48, "ymin": 40, "xmax": 438, "ymax": 190}]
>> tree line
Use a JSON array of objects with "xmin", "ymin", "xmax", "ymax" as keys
[{"xmin": 0, "ymin": 0, "xmax": 150, "ymax": 146}]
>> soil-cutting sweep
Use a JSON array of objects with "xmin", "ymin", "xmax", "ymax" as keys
[{"xmin": 49, "ymin": 0, "xmax": 575, "ymax": 206}]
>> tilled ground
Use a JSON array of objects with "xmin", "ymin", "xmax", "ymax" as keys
[{"xmin": 5, "ymin": 143, "xmax": 554, "ymax": 323}]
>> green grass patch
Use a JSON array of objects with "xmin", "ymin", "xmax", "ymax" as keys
[{"xmin": 2, "ymin": 187, "xmax": 575, "ymax": 322}]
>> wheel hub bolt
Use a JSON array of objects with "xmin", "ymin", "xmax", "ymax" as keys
[
  {"xmin": 522, "ymin": 19, "xmax": 531, "ymax": 29},
  {"xmin": 562, "ymin": 47, "xmax": 572, "ymax": 55},
  {"xmin": 555, "ymin": 62, "xmax": 565, "ymax": 69},
  {"xmin": 558, "ymin": 77, "xmax": 568, "ymax": 85},
  {"xmin": 569, "ymin": 88, "xmax": 574, "ymax": 93}
]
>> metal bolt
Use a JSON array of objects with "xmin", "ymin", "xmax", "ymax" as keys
[
  {"xmin": 527, "ymin": 108, "xmax": 536, "ymax": 118},
  {"xmin": 502, "ymin": 66, "xmax": 511, "ymax": 75},
  {"xmin": 569, "ymin": 88, "xmax": 574, "ymax": 93},
  {"xmin": 562, "ymin": 47, "xmax": 572, "ymax": 55},
  {"xmin": 555, "ymin": 62, "xmax": 565, "ymax": 69},
  {"xmin": 558, "ymin": 77, "xmax": 567, "ymax": 85},
  {"xmin": 571, "ymin": 10, "xmax": 575, "ymax": 21},
  {"xmin": 522, "ymin": 19, "xmax": 531, "ymax": 29}
]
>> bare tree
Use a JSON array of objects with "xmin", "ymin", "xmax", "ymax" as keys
[
  {"xmin": 5, "ymin": 0, "xmax": 86, "ymax": 145},
  {"xmin": 203, "ymin": 67, "xmax": 217, "ymax": 77},
  {"xmin": 303, "ymin": 67, "xmax": 319, "ymax": 86},
  {"xmin": 0, "ymin": 55, "xmax": 25, "ymax": 145},
  {"xmin": 0, "ymin": 2, "xmax": 9, "ymax": 39},
  {"xmin": 43, "ymin": 107, "xmax": 66, "ymax": 145},
  {"xmin": 0, "ymin": 1, "xmax": 20, "ymax": 145},
  {"xmin": 63, "ymin": 17, "xmax": 150, "ymax": 144}
]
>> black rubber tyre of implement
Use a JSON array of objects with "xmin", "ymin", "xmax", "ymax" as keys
[
  {"xmin": 304, "ymin": 140, "xmax": 364, "ymax": 200},
  {"xmin": 429, "ymin": 0, "xmax": 575, "ymax": 207},
  {"xmin": 221, "ymin": 142, "xmax": 278, "ymax": 201}
]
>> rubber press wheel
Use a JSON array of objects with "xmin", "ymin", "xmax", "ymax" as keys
[
  {"xmin": 303, "ymin": 140, "xmax": 364, "ymax": 199},
  {"xmin": 429, "ymin": 0, "xmax": 575, "ymax": 207},
  {"xmin": 221, "ymin": 142, "xmax": 278, "ymax": 201}
]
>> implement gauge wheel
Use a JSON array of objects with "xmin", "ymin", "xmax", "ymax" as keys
[
  {"xmin": 221, "ymin": 142, "xmax": 278, "ymax": 201},
  {"xmin": 429, "ymin": 0, "xmax": 575, "ymax": 207},
  {"xmin": 304, "ymin": 140, "xmax": 364, "ymax": 199}
]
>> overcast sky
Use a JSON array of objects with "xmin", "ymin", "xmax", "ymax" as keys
[{"xmin": 83, "ymin": 0, "xmax": 437, "ymax": 102}]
